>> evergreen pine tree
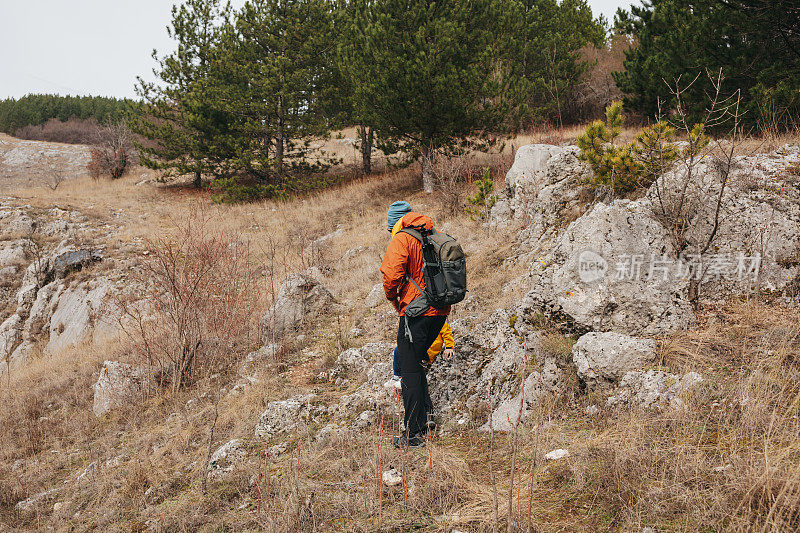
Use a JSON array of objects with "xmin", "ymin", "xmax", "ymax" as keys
[
  {"xmin": 345, "ymin": 0, "xmax": 507, "ymax": 192},
  {"xmin": 500, "ymin": 0, "xmax": 605, "ymax": 127},
  {"xmin": 130, "ymin": 0, "xmax": 231, "ymax": 188},
  {"xmin": 213, "ymin": 0, "xmax": 335, "ymax": 183}
]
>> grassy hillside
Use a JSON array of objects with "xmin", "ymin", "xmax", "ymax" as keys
[{"xmin": 1, "ymin": 129, "xmax": 800, "ymax": 531}]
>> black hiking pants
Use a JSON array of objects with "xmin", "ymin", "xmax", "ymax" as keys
[{"xmin": 396, "ymin": 315, "xmax": 447, "ymax": 437}]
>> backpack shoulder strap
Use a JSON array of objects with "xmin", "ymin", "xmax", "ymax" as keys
[
  {"xmin": 399, "ymin": 224, "xmax": 434, "ymax": 243},
  {"xmin": 398, "ymin": 227, "xmax": 423, "ymax": 243},
  {"xmin": 405, "ymin": 273, "xmax": 424, "ymax": 294}
]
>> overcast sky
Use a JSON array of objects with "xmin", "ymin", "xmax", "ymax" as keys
[{"xmin": 0, "ymin": 0, "xmax": 632, "ymax": 100}]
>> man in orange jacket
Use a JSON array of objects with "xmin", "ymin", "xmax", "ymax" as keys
[{"xmin": 380, "ymin": 201, "xmax": 450, "ymax": 448}]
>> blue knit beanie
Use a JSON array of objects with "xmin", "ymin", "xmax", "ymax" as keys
[{"xmin": 387, "ymin": 201, "xmax": 412, "ymax": 230}]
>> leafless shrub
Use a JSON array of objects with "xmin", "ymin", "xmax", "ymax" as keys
[
  {"xmin": 423, "ymin": 149, "xmax": 479, "ymax": 216},
  {"xmin": 43, "ymin": 164, "xmax": 67, "ymax": 191},
  {"xmin": 649, "ymin": 69, "xmax": 744, "ymax": 305},
  {"xmin": 572, "ymin": 34, "xmax": 633, "ymax": 122},
  {"xmin": 14, "ymin": 117, "xmax": 99, "ymax": 144},
  {"xmin": 88, "ymin": 121, "xmax": 134, "ymax": 180},
  {"xmin": 21, "ymin": 234, "xmax": 48, "ymax": 288},
  {"xmin": 115, "ymin": 207, "xmax": 261, "ymax": 392}
]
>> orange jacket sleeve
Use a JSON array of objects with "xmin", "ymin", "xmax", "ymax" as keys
[{"xmin": 380, "ymin": 234, "xmax": 408, "ymax": 301}]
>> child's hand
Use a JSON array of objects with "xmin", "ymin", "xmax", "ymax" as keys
[{"xmin": 443, "ymin": 348, "xmax": 454, "ymax": 358}]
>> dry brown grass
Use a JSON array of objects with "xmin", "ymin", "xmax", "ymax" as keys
[{"xmin": 4, "ymin": 296, "xmax": 799, "ymax": 530}]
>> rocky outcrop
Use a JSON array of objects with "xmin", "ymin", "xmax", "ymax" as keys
[
  {"xmin": 503, "ymin": 144, "xmax": 800, "ymax": 338},
  {"xmin": 304, "ymin": 228, "xmax": 345, "ymax": 256},
  {"xmin": 92, "ymin": 360, "xmax": 159, "ymax": 417},
  {"xmin": 572, "ymin": 332, "xmax": 658, "ymax": 389},
  {"xmin": 209, "ymin": 439, "xmax": 247, "ymax": 479},
  {"xmin": 490, "ymin": 144, "xmax": 591, "ymax": 249},
  {"xmin": 336, "ymin": 361, "xmax": 396, "ymax": 414},
  {"xmin": 261, "ymin": 272, "xmax": 336, "ymax": 342},
  {"xmin": 14, "ymin": 487, "xmax": 61, "ymax": 515},
  {"xmin": 428, "ymin": 308, "xmax": 564, "ymax": 429},
  {"xmin": 321, "ymin": 341, "xmax": 393, "ymax": 379},
  {"xmin": 254, "ymin": 394, "xmax": 328, "ymax": 439},
  {"xmin": 0, "ymin": 230, "xmax": 111, "ymax": 371},
  {"xmin": 46, "ymin": 278, "xmax": 113, "ymax": 354},
  {"xmin": 518, "ymin": 198, "xmax": 696, "ymax": 336},
  {"xmin": 482, "ymin": 357, "xmax": 563, "ymax": 431},
  {"xmin": 607, "ymin": 370, "xmax": 703, "ymax": 409},
  {"xmin": 365, "ymin": 283, "xmax": 385, "ymax": 308},
  {"xmin": 648, "ymin": 146, "xmax": 800, "ymax": 300}
]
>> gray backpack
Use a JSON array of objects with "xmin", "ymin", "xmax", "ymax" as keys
[{"xmin": 400, "ymin": 225, "xmax": 467, "ymax": 318}]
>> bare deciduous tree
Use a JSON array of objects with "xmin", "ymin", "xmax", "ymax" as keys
[
  {"xmin": 88, "ymin": 121, "xmax": 134, "ymax": 180},
  {"xmin": 422, "ymin": 148, "xmax": 478, "ymax": 215}
]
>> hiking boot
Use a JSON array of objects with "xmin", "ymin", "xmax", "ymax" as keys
[
  {"xmin": 391, "ymin": 433, "xmax": 425, "ymax": 449},
  {"xmin": 383, "ymin": 375, "xmax": 402, "ymax": 390}
]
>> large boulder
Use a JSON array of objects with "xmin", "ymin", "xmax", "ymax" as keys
[
  {"xmin": 490, "ymin": 145, "xmax": 591, "ymax": 245},
  {"xmin": 46, "ymin": 279, "xmax": 113, "ymax": 354},
  {"xmin": 572, "ymin": 332, "xmax": 657, "ymax": 389},
  {"xmin": 365, "ymin": 283, "xmax": 385, "ymax": 308},
  {"xmin": 328, "ymin": 341, "xmax": 393, "ymax": 376},
  {"xmin": 0, "ymin": 314, "xmax": 23, "ymax": 364},
  {"xmin": 209, "ymin": 439, "xmax": 247, "ymax": 479},
  {"xmin": 92, "ymin": 360, "xmax": 159, "ymax": 417},
  {"xmin": 261, "ymin": 273, "xmax": 336, "ymax": 342},
  {"xmin": 482, "ymin": 358, "xmax": 563, "ymax": 431},
  {"xmin": 503, "ymin": 144, "xmax": 566, "ymax": 197},
  {"xmin": 336, "ymin": 361, "xmax": 396, "ymax": 413},
  {"xmin": 520, "ymin": 198, "xmax": 695, "ymax": 336}
]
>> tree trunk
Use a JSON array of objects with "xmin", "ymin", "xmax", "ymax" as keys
[
  {"xmin": 360, "ymin": 125, "xmax": 373, "ymax": 175},
  {"xmin": 420, "ymin": 145, "xmax": 434, "ymax": 193},
  {"xmin": 276, "ymin": 94, "xmax": 284, "ymax": 176},
  {"xmin": 193, "ymin": 169, "xmax": 202, "ymax": 188}
]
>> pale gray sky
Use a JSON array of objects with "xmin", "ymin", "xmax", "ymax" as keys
[{"xmin": 0, "ymin": 0, "xmax": 632, "ymax": 100}]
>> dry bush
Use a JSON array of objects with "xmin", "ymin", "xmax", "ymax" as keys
[
  {"xmin": 571, "ymin": 34, "xmax": 632, "ymax": 122},
  {"xmin": 649, "ymin": 71, "xmax": 745, "ymax": 303},
  {"xmin": 116, "ymin": 206, "xmax": 262, "ymax": 391},
  {"xmin": 87, "ymin": 120, "xmax": 134, "ymax": 179},
  {"xmin": 422, "ymin": 149, "xmax": 480, "ymax": 216},
  {"xmin": 14, "ymin": 117, "xmax": 100, "ymax": 144}
]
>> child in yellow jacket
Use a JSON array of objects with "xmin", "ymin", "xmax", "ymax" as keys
[{"xmin": 384, "ymin": 321, "xmax": 454, "ymax": 390}]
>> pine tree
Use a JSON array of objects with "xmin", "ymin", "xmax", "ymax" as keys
[
  {"xmin": 345, "ymin": 0, "xmax": 507, "ymax": 192},
  {"xmin": 130, "ymin": 0, "xmax": 231, "ymax": 188},
  {"xmin": 213, "ymin": 0, "xmax": 335, "ymax": 183},
  {"xmin": 500, "ymin": 0, "xmax": 604, "ymax": 127},
  {"xmin": 614, "ymin": 0, "xmax": 800, "ymax": 128},
  {"xmin": 336, "ymin": 0, "xmax": 378, "ymax": 175}
]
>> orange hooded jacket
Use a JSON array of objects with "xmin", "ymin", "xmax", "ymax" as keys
[{"xmin": 380, "ymin": 212, "xmax": 451, "ymax": 317}]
